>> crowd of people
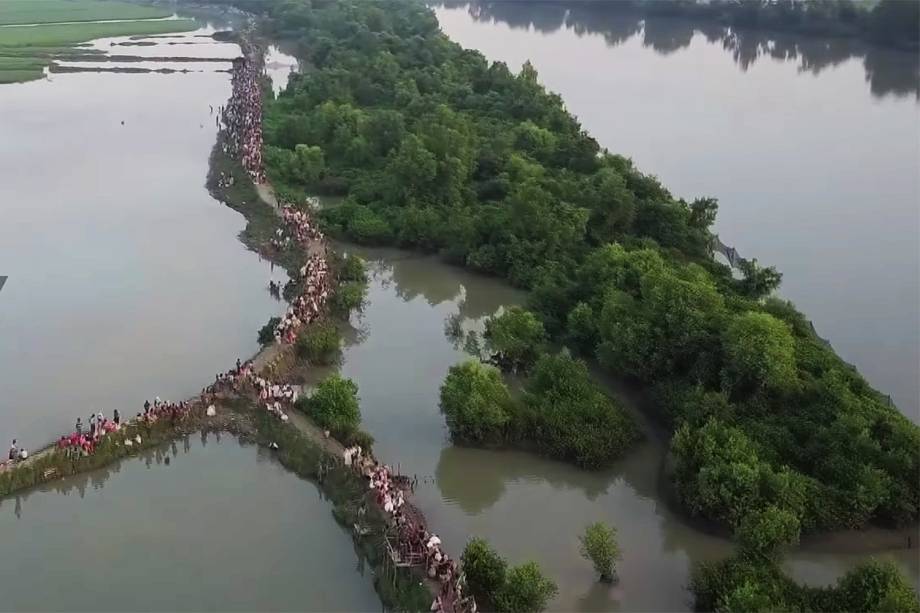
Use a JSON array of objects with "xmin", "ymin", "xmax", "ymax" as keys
[
  {"xmin": 204, "ymin": 359, "xmax": 295, "ymax": 425},
  {"xmin": 2, "ymin": 37, "xmax": 474, "ymax": 613},
  {"xmin": 271, "ymin": 207, "xmax": 331, "ymax": 344},
  {"xmin": 344, "ymin": 445, "xmax": 475, "ymax": 613},
  {"xmin": 219, "ymin": 41, "xmax": 265, "ymax": 184}
]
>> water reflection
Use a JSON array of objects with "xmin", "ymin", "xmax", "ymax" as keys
[
  {"xmin": 325, "ymin": 246, "xmax": 918, "ymax": 610},
  {"xmin": 434, "ymin": 0, "xmax": 919, "ymax": 99},
  {"xmin": 435, "ymin": 446, "xmax": 618, "ymax": 514},
  {"xmin": 0, "ymin": 436, "xmax": 380, "ymax": 612},
  {"xmin": 0, "ymin": 28, "xmax": 286, "ymax": 450},
  {"xmin": 0, "ymin": 433, "xmax": 221, "ymax": 519}
]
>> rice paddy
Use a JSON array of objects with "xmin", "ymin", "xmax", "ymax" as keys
[
  {"xmin": 0, "ymin": 0, "xmax": 197, "ymax": 83},
  {"xmin": 0, "ymin": 0, "xmax": 170, "ymax": 26}
]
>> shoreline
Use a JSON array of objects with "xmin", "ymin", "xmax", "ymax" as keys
[
  {"xmin": 3, "ymin": 12, "xmax": 914, "ymax": 613},
  {"xmin": 1, "ymin": 26, "xmax": 462, "ymax": 612}
]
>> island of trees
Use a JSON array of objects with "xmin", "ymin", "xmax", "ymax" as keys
[{"xmin": 209, "ymin": 0, "xmax": 919, "ymax": 609}]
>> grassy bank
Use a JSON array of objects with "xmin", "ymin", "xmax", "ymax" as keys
[
  {"xmin": 250, "ymin": 407, "xmax": 432, "ymax": 611},
  {"xmin": 0, "ymin": 397, "xmax": 431, "ymax": 611},
  {"xmin": 0, "ymin": 0, "xmax": 172, "ymax": 26},
  {"xmin": 0, "ymin": 401, "xmax": 250, "ymax": 498},
  {"xmin": 205, "ymin": 102, "xmax": 432, "ymax": 608},
  {"xmin": 0, "ymin": 1, "xmax": 197, "ymax": 84}
]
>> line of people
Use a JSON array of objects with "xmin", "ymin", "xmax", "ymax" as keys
[
  {"xmin": 271, "ymin": 207, "xmax": 331, "ymax": 344},
  {"xmin": 345, "ymin": 446, "xmax": 476, "ymax": 613},
  {"xmin": 219, "ymin": 40, "xmax": 265, "ymax": 184},
  {"xmin": 203, "ymin": 359, "xmax": 295, "ymax": 424}
]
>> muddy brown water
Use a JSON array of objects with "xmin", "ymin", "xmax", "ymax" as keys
[
  {"xmin": 0, "ymin": 434, "xmax": 379, "ymax": 612},
  {"xmin": 312, "ymin": 245, "xmax": 918, "ymax": 611},
  {"xmin": 0, "ymin": 26, "xmax": 287, "ymax": 451}
]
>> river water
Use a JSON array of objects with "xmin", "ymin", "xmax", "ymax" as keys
[
  {"xmin": 307, "ymin": 246, "xmax": 918, "ymax": 611},
  {"xmin": 1, "ymin": 8, "xmax": 917, "ymax": 612},
  {"xmin": 433, "ymin": 2, "xmax": 920, "ymax": 423},
  {"xmin": 0, "ymin": 26, "xmax": 286, "ymax": 450},
  {"xmin": 0, "ymin": 434, "xmax": 379, "ymax": 611}
]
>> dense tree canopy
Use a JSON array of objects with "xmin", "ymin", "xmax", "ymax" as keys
[
  {"xmin": 251, "ymin": 0, "xmax": 919, "ymax": 539},
  {"xmin": 439, "ymin": 360, "xmax": 514, "ymax": 445},
  {"xmin": 484, "ymin": 306, "xmax": 547, "ymax": 372},
  {"xmin": 298, "ymin": 374, "xmax": 361, "ymax": 438},
  {"xmin": 522, "ymin": 352, "xmax": 639, "ymax": 468},
  {"xmin": 461, "ymin": 537, "xmax": 508, "ymax": 606}
]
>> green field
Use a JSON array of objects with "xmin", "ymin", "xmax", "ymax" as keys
[
  {"xmin": 0, "ymin": 0, "xmax": 171, "ymax": 26},
  {"xmin": 0, "ymin": 1, "xmax": 197, "ymax": 84},
  {"xmin": 0, "ymin": 18, "xmax": 197, "ymax": 46}
]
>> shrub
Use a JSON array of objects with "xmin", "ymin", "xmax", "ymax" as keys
[
  {"xmin": 301, "ymin": 375, "xmax": 361, "ymax": 437},
  {"xmin": 691, "ymin": 553, "xmax": 920, "ymax": 613},
  {"xmin": 331, "ymin": 281, "xmax": 366, "ymax": 316},
  {"xmin": 462, "ymin": 538, "xmax": 507, "ymax": 606},
  {"xmin": 484, "ymin": 307, "xmax": 546, "ymax": 372},
  {"xmin": 258, "ymin": 316, "xmax": 280, "ymax": 346},
  {"xmin": 341, "ymin": 428, "xmax": 374, "ymax": 451},
  {"xmin": 579, "ymin": 522, "xmax": 620, "ymax": 582},
  {"xmin": 832, "ymin": 559, "xmax": 920, "ymax": 613},
  {"xmin": 348, "ymin": 204, "xmax": 393, "ymax": 244},
  {"xmin": 722, "ymin": 311, "xmax": 797, "ymax": 393},
  {"xmin": 736, "ymin": 505, "xmax": 800, "ymax": 559},
  {"xmin": 338, "ymin": 253, "xmax": 367, "ymax": 283},
  {"xmin": 295, "ymin": 320, "xmax": 341, "ymax": 364},
  {"xmin": 440, "ymin": 361, "xmax": 514, "ymax": 445},
  {"xmin": 523, "ymin": 352, "xmax": 639, "ymax": 468},
  {"xmin": 496, "ymin": 561, "xmax": 558, "ymax": 613}
]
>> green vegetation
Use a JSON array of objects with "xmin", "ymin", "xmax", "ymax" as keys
[
  {"xmin": 692, "ymin": 548, "xmax": 920, "ymax": 613},
  {"xmin": 440, "ymin": 352, "xmax": 638, "ymax": 469},
  {"xmin": 297, "ymin": 374, "xmax": 361, "ymax": 438},
  {"xmin": 440, "ymin": 361, "xmax": 514, "ymax": 445},
  {"xmin": 337, "ymin": 252, "xmax": 368, "ymax": 283},
  {"xmin": 258, "ymin": 316, "xmax": 281, "ymax": 346},
  {"xmin": 522, "ymin": 352, "xmax": 639, "ymax": 468},
  {"xmin": 461, "ymin": 538, "xmax": 557, "ymax": 613},
  {"xmin": 295, "ymin": 319, "xmax": 341, "ymax": 364},
  {"xmin": 0, "ymin": 409, "xmax": 208, "ymax": 498},
  {"xmin": 216, "ymin": 0, "xmax": 917, "ymax": 605},
  {"xmin": 0, "ymin": 7, "xmax": 196, "ymax": 84},
  {"xmin": 248, "ymin": 404, "xmax": 428, "ymax": 612},
  {"xmin": 484, "ymin": 306, "xmax": 546, "ymax": 372},
  {"xmin": 0, "ymin": 19, "xmax": 196, "ymax": 47},
  {"xmin": 0, "ymin": 0, "xmax": 171, "ymax": 26},
  {"xmin": 579, "ymin": 522, "xmax": 620, "ymax": 583},
  {"xmin": 497, "ymin": 562, "xmax": 559, "ymax": 613},
  {"xmin": 253, "ymin": 0, "xmax": 915, "ymax": 527},
  {"xmin": 462, "ymin": 537, "xmax": 508, "ymax": 605},
  {"xmin": 327, "ymin": 252, "xmax": 369, "ymax": 316}
]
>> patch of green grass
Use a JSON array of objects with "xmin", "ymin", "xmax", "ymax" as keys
[
  {"xmin": 0, "ymin": 55, "xmax": 46, "ymax": 69},
  {"xmin": 0, "ymin": 0, "xmax": 172, "ymax": 26},
  {"xmin": 0, "ymin": 67, "xmax": 41, "ymax": 82},
  {"xmin": 0, "ymin": 18, "xmax": 197, "ymax": 47},
  {"xmin": 0, "ymin": 16, "xmax": 197, "ymax": 86}
]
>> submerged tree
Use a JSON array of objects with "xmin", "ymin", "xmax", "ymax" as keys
[
  {"xmin": 295, "ymin": 319, "xmax": 341, "ymax": 365},
  {"xmin": 462, "ymin": 537, "xmax": 508, "ymax": 606},
  {"xmin": 484, "ymin": 306, "xmax": 547, "ymax": 373},
  {"xmin": 579, "ymin": 522, "xmax": 621, "ymax": 583},
  {"xmin": 439, "ymin": 360, "xmax": 514, "ymax": 445},
  {"xmin": 301, "ymin": 374, "xmax": 361, "ymax": 437},
  {"xmin": 496, "ymin": 561, "xmax": 558, "ymax": 613}
]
